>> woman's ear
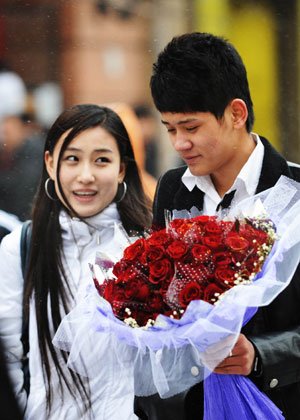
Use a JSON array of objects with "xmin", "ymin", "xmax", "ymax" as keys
[
  {"xmin": 230, "ymin": 99, "xmax": 248, "ymax": 129},
  {"xmin": 44, "ymin": 151, "xmax": 55, "ymax": 180},
  {"xmin": 118, "ymin": 162, "xmax": 126, "ymax": 184}
]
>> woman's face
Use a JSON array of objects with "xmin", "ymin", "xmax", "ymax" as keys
[{"xmin": 45, "ymin": 126, "xmax": 126, "ymax": 218}]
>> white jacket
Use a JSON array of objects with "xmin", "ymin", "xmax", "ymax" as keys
[{"xmin": 0, "ymin": 203, "xmax": 137, "ymax": 420}]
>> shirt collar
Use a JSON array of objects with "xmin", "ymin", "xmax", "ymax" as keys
[{"xmin": 182, "ymin": 133, "xmax": 264, "ymax": 198}]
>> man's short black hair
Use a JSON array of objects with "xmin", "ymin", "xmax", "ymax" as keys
[{"xmin": 150, "ymin": 32, "xmax": 254, "ymax": 132}]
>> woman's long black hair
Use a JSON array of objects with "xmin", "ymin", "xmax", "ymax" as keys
[{"xmin": 24, "ymin": 104, "xmax": 152, "ymax": 414}]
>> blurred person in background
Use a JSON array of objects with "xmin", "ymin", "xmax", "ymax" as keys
[
  {"xmin": 109, "ymin": 102, "xmax": 157, "ymax": 201},
  {"xmin": 0, "ymin": 112, "xmax": 44, "ymax": 221},
  {"xmin": 0, "ymin": 209, "xmax": 21, "ymax": 242},
  {"xmin": 0, "ymin": 60, "xmax": 27, "ymax": 122},
  {"xmin": 133, "ymin": 104, "xmax": 160, "ymax": 179}
]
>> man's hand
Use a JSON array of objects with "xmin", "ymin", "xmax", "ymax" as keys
[{"xmin": 213, "ymin": 334, "xmax": 255, "ymax": 375}]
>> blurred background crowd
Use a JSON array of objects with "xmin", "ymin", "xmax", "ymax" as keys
[{"xmin": 0, "ymin": 0, "xmax": 300, "ymax": 227}]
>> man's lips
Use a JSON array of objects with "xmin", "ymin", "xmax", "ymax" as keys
[{"xmin": 182, "ymin": 154, "xmax": 202, "ymax": 163}]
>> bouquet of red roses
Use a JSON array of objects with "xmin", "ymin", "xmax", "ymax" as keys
[
  {"xmin": 53, "ymin": 176, "xmax": 300, "ymax": 420},
  {"xmin": 93, "ymin": 216, "xmax": 276, "ymax": 329}
]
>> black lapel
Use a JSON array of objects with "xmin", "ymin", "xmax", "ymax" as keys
[
  {"xmin": 173, "ymin": 182, "xmax": 205, "ymax": 213},
  {"xmin": 256, "ymin": 136, "xmax": 291, "ymax": 193}
]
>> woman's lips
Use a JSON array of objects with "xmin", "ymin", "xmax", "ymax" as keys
[{"xmin": 73, "ymin": 190, "xmax": 97, "ymax": 202}]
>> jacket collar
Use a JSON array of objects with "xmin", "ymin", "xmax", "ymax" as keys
[
  {"xmin": 60, "ymin": 203, "xmax": 120, "ymax": 247},
  {"xmin": 256, "ymin": 136, "xmax": 292, "ymax": 193}
]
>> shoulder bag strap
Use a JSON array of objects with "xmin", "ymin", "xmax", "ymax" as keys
[{"xmin": 20, "ymin": 220, "xmax": 32, "ymax": 395}]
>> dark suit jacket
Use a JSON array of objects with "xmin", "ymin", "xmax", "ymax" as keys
[{"xmin": 135, "ymin": 137, "xmax": 300, "ymax": 420}]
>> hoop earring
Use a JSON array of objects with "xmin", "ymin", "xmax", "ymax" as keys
[
  {"xmin": 45, "ymin": 178, "xmax": 58, "ymax": 201},
  {"xmin": 116, "ymin": 181, "xmax": 127, "ymax": 203}
]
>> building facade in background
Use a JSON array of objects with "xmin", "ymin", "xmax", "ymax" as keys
[{"xmin": 1, "ymin": 0, "xmax": 299, "ymax": 171}]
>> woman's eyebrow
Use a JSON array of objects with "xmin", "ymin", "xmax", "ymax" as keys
[{"xmin": 65, "ymin": 147, "xmax": 113, "ymax": 153}]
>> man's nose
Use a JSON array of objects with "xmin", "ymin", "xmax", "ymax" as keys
[{"xmin": 173, "ymin": 132, "xmax": 192, "ymax": 151}]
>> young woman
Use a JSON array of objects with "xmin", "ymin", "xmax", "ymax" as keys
[{"xmin": 0, "ymin": 104, "xmax": 152, "ymax": 419}]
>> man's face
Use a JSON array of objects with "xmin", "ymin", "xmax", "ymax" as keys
[{"xmin": 161, "ymin": 107, "xmax": 240, "ymax": 179}]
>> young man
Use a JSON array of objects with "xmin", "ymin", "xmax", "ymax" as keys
[{"xmin": 134, "ymin": 32, "xmax": 300, "ymax": 420}]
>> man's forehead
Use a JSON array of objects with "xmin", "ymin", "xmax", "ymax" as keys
[{"xmin": 161, "ymin": 111, "xmax": 212, "ymax": 125}]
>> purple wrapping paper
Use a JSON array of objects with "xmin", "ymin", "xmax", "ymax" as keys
[
  {"xmin": 203, "ymin": 307, "xmax": 285, "ymax": 419},
  {"xmin": 204, "ymin": 374, "xmax": 284, "ymax": 420}
]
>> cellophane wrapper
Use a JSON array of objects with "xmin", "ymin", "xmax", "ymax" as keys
[{"xmin": 53, "ymin": 176, "xmax": 300, "ymax": 418}]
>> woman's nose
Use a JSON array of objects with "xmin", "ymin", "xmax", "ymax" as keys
[{"xmin": 77, "ymin": 164, "xmax": 95, "ymax": 183}]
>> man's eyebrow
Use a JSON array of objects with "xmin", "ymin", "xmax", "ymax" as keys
[{"xmin": 161, "ymin": 118, "xmax": 199, "ymax": 125}]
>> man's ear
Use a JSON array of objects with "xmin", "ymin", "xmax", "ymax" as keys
[
  {"xmin": 44, "ymin": 151, "xmax": 55, "ymax": 180},
  {"xmin": 230, "ymin": 99, "xmax": 248, "ymax": 129}
]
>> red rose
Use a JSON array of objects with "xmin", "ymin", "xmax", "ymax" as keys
[
  {"xmin": 192, "ymin": 215, "xmax": 214, "ymax": 225},
  {"xmin": 179, "ymin": 282, "xmax": 203, "ymax": 308},
  {"xmin": 225, "ymin": 234, "xmax": 249, "ymax": 252},
  {"xmin": 205, "ymin": 220, "xmax": 224, "ymax": 235},
  {"xmin": 123, "ymin": 278, "xmax": 150, "ymax": 301},
  {"xmin": 104, "ymin": 282, "xmax": 126, "ymax": 315},
  {"xmin": 213, "ymin": 252, "xmax": 232, "ymax": 267},
  {"xmin": 148, "ymin": 292, "xmax": 165, "ymax": 312},
  {"xmin": 145, "ymin": 244, "xmax": 166, "ymax": 261},
  {"xmin": 244, "ymin": 256, "xmax": 261, "ymax": 274},
  {"xmin": 149, "ymin": 258, "xmax": 174, "ymax": 283},
  {"xmin": 136, "ymin": 282, "xmax": 151, "ymax": 300},
  {"xmin": 167, "ymin": 240, "xmax": 189, "ymax": 260},
  {"xmin": 239, "ymin": 224, "xmax": 268, "ymax": 246},
  {"xmin": 239, "ymin": 224, "xmax": 256, "ymax": 235},
  {"xmin": 112, "ymin": 261, "xmax": 125, "ymax": 278},
  {"xmin": 214, "ymin": 267, "xmax": 236, "ymax": 287},
  {"xmin": 124, "ymin": 279, "xmax": 138, "ymax": 299},
  {"xmin": 202, "ymin": 234, "xmax": 224, "ymax": 251},
  {"xmin": 123, "ymin": 238, "xmax": 147, "ymax": 261},
  {"xmin": 148, "ymin": 231, "xmax": 172, "ymax": 247},
  {"xmin": 203, "ymin": 283, "xmax": 225, "ymax": 304},
  {"xmin": 191, "ymin": 244, "xmax": 212, "ymax": 263},
  {"xmin": 177, "ymin": 221, "xmax": 195, "ymax": 237},
  {"xmin": 251, "ymin": 229, "xmax": 268, "ymax": 246},
  {"xmin": 169, "ymin": 218, "xmax": 186, "ymax": 230},
  {"xmin": 115, "ymin": 265, "xmax": 146, "ymax": 285}
]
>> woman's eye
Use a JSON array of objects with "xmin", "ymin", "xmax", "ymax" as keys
[
  {"xmin": 167, "ymin": 128, "xmax": 176, "ymax": 133},
  {"xmin": 65, "ymin": 155, "xmax": 78, "ymax": 162},
  {"xmin": 186, "ymin": 126, "xmax": 197, "ymax": 132},
  {"xmin": 96, "ymin": 157, "xmax": 110, "ymax": 163}
]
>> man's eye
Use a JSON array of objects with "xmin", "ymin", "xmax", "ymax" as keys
[
  {"xmin": 186, "ymin": 126, "xmax": 197, "ymax": 132},
  {"xmin": 167, "ymin": 128, "xmax": 176, "ymax": 133}
]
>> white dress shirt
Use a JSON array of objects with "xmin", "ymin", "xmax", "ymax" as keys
[{"xmin": 181, "ymin": 133, "xmax": 264, "ymax": 215}]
